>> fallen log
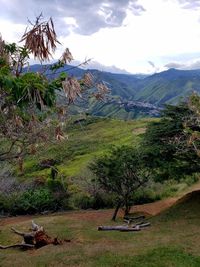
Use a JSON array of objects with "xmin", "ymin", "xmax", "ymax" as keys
[
  {"xmin": 120, "ymin": 227, "xmax": 141, "ymax": 232},
  {"xmin": 0, "ymin": 220, "xmax": 69, "ymax": 250},
  {"xmin": 138, "ymin": 222, "xmax": 151, "ymax": 228},
  {"xmin": 98, "ymin": 222, "xmax": 150, "ymax": 232},
  {"xmin": 98, "ymin": 225, "xmax": 140, "ymax": 231}
]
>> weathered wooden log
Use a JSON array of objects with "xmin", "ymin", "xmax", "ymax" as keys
[
  {"xmin": 120, "ymin": 226, "xmax": 141, "ymax": 232},
  {"xmin": 11, "ymin": 227, "xmax": 35, "ymax": 245},
  {"xmin": 31, "ymin": 220, "xmax": 43, "ymax": 232},
  {"xmin": 137, "ymin": 222, "xmax": 151, "ymax": 228},
  {"xmin": 98, "ymin": 225, "xmax": 141, "ymax": 231},
  {"xmin": 98, "ymin": 226, "xmax": 127, "ymax": 231},
  {"xmin": 98, "ymin": 222, "xmax": 150, "ymax": 232},
  {"xmin": 0, "ymin": 221, "xmax": 67, "ymax": 250}
]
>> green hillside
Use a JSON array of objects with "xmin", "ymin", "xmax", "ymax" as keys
[
  {"xmin": 22, "ymin": 117, "xmax": 152, "ymax": 180},
  {"xmin": 133, "ymin": 69, "xmax": 200, "ymax": 106},
  {"xmin": 29, "ymin": 65, "xmax": 200, "ymax": 119}
]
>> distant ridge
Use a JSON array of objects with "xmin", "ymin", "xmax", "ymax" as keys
[{"xmin": 27, "ymin": 65, "xmax": 200, "ymax": 118}]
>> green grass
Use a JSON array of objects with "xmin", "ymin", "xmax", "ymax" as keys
[
  {"xmin": 0, "ymin": 190, "xmax": 200, "ymax": 266},
  {"xmin": 22, "ymin": 117, "xmax": 154, "ymax": 179}
]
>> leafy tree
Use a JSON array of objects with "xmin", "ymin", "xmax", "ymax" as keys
[
  {"xmin": 142, "ymin": 100, "xmax": 200, "ymax": 181},
  {"xmin": 90, "ymin": 146, "xmax": 151, "ymax": 221},
  {"xmin": 0, "ymin": 15, "xmax": 108, "ymax": 172},
  {"xmin": 185, "ymin": 93, "xmax": 200, "ymax": 156}
]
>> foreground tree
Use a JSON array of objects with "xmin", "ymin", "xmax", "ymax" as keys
[
  {"xmin": 0, "ymin": 15, "xmax": 108, "ymax": 172},
  {"xmin": 90, "ymin": 146, "xmax": 151, "ymax": 221}
]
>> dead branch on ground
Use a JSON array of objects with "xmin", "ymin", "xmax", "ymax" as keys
[{"xmin": 0, "ymin": 220, "xmax": 70, "ymax": 250}]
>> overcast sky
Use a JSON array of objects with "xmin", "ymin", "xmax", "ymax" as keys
[{"xmin": 1, "ymin": 0, "xmax": 200, "ymax": 73}]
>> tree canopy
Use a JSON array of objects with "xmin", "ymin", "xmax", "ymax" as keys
[
  {"xmin": 90, "ymin": 146, "xmax": 151, "ymax": 220},
  {"xmin": 0, "ymin": 15, "xmax": 108, "ymax": 171},
  {"xmin": 142, "ymin": 98, "xmax": 200, "ymax": 181}
]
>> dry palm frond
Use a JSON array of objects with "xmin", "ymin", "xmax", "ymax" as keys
[
  {"xmin": 62, "ymin": 77, "xmax": 82, "ymax": 104},
  {"xmin": 93, "ymin": 82, "xmax": 109, "ymax": 100},
  {"xmin": 60, "ymin": 48, "xmax": 73, "ymax": 64},
  {"xmin": 82, "ymin": 72, "xmax": 94, "ymax": 87},
  {"xmin": 20, "ymin": 15, "xmax": 60, "ymax": 62},
  {"xmin": 97, "ymin": 83, "xmax": 109, "ymax": 94}
]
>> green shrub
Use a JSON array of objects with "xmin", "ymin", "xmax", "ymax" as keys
[
  {"xmin": 91, "ymin": 192, "xmax": 115, "ymax": 209},
  {"xmin": 71, "ymin": 191, "xmax": 115, "ymax": 210},
  {"xmin": 133, "ymin": 189, "xmax": 161, "ymax": 205},
  {"xmin": 10, "ymin": 188, "xmax": 55, "ymax": 215},
  {"xmin": 72, "ymin": 193, "xmax": 93, "ymax": 209},
  {"xmin": 0, "ymin": 194, "xmax": 10, "ymax": 214}
]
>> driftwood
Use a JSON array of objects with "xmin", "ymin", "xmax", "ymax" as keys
[
  {"xmin": 0, "ymin": 220, "xmax": 69, "ymax": 250},
  {"xmin": 98, "ymin": 225, "xmax": 141, "ymax": 231},
  {"xmin": 98, "ymin": 220, "xmax": 150, "ymax": 232}
]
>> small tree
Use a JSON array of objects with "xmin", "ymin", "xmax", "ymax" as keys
[{"xmin": 90, "ymin": 146, "xmax": 151, "ymax": 221}]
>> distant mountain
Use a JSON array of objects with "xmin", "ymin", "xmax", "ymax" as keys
[
  {"xmin": 27, "ymin": 65, "xmax": 200, "ymax": 119},
  {"xmin": 133, "ymin": 68, "xmax": 200, "ymax": 106}
]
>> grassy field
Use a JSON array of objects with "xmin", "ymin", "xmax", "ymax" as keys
[
  {"xmin": 21, "ymin": 116, "xmax": 153, "ymax": 180},
  {"xmin": 0, "ymin": 189, "xmax": 200, "ymax": 267}
]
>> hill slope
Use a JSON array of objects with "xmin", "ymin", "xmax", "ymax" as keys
[
  {"xmin": 158, "ymin": 190, "xmax": 200, "ymax": 221},
  {"xmin": 133, "ymin": 68, "xmax": 200, "ymax": 106},
  {"xmin": 22, "ymin": 117, "xmax": 151, "ymax": 179},
  {"xmin": 28, "ymin": 65, "xmax": 200, "ymax": 118}
]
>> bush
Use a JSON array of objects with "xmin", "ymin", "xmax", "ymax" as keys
[
  {"xmin": 133, "ymin": 189, "xmax": 161, "ymax": 205},
  {"xmin": 72, "ymin": 193, "xmax": 93, "ymax": 209},
  {"xmin": 0, "ymin": 182, "xmax": 70, "ymax": 215},
  {"xmin": 71, "ymin": 191, "xmax": 115, "ymax": 210},
  {"xmin": 91, "ymin": 192, "xmax": 115, "ymax": 209},
  {"xmin": 9, "ymin": 188, "xmax": 55, "ymax": 215}
]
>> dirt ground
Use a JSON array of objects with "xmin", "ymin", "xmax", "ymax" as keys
[
  {"xmin": 0, "ymin": 196, "xmax": 181, "ymax": 226},
  {"xmin": 1, "ymin": 180, "xmax": 200, "ymax": 226}
]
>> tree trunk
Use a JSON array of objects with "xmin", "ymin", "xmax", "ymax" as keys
[
  {"xmin": 124, "ymin": 198, "xmax": 131, "ymax": 217},
  {"xmin": 111, "ymin": 201, "xmax": 121, "ymax": 221},
  {"xmin": 124, "ymin": 205, "xmax": 131, "ymax": 217}
]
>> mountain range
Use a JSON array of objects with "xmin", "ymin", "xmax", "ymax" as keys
[{"xmin": 28, "ymin": 65, "xmax": 200, "ymax": 119}]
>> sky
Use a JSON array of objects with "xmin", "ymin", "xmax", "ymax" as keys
[{"xmin": 1, "ymin": 0, "xmax": 200, "ymax": 74}]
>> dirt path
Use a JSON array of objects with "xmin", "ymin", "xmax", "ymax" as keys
[
  {"xmin": 0, "ymin": 197, "xmax": 181, "ymax": 226},
  {"xmin": 131, "ymin": 197, "xmax": 177, "ymax": 216},
  {"xmin": 1, "ymin": 180, "xmax": 200, "ymax": 226}
]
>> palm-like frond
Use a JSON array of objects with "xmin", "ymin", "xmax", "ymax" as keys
[{"xmin": 20, "ymin": 16, "xmax": 60, "ymax": 61}]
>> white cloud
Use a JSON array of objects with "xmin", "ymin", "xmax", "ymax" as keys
[
  {"xmin": 57, "ymin": 0, "xmax": 200, "ymax": 73},
  {"xmin": 1, "ymin": 0, "xmax": 200, "ymax": 73}
]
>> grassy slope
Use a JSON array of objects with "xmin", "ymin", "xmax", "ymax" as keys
[
  {"xmin": 0, "ymin": 190, "xmax": 200, "ymax": 266},
  {"xmin": 22, "ymin": 117, "xmax": 152, "ymax": 180}
]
